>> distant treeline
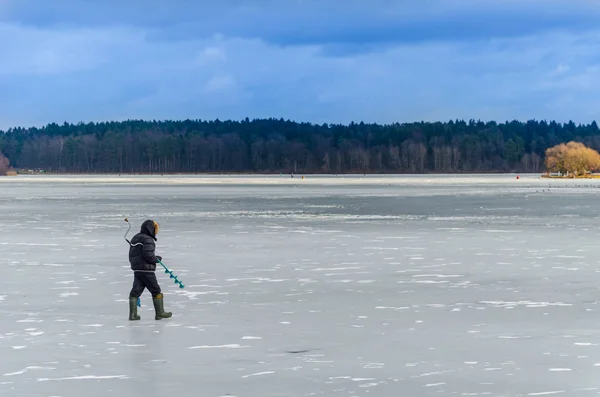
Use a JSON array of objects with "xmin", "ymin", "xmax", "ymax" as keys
[{"xmin": 1, "ymin": 118, "xmax": 599, "ymax": 174}]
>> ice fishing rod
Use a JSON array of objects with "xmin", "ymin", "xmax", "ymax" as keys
[{"xmin": 124, "ymin": 218, "xmax": 185, "ymax": 289}]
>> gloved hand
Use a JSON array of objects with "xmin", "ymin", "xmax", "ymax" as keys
[{"xmin": 156, "ymin": 255, "xmax": 162, "ymax": 262}]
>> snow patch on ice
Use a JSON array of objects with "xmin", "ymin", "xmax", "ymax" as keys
[
  {"xmin": 189, "ymin": 344, "xmax": 250, "ymax": 349},
  {"xmin": 375, "ymin": 306, "xmax": 409, "ymax": 311},
  {"xmin": 363, "ymin": 363, "xmax": 385, "ymax": 369},
  {"xmin": 4, "ymin": 366, "xmax": 56, "ymax": 376},
  {"xmin": 399, "ymin": 280, "xmax": 449, "ymax": 284},
  {"xmin": 37, "ymin": 375, "xmax": 129, "ymax": 381},
  {"xmin": 241, "ymin": 371, "xmax": 274, "ymax": 378},
  {"xmin": 480, "ymin": 300, "xmax": 572, "ymax": 308}
]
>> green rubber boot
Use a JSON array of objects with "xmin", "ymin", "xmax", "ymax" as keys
[
  {"xmin": 152, "ymin": 294, "xmax": 172, "ymax": 320},
  {"xmin": 128, "ymin": 297, "xmax": 140, "ymax": 321}
]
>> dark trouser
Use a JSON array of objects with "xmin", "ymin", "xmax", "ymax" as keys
[{"xmin": 129, "ymin": 272, "xmax": 162, "ymax": 298}]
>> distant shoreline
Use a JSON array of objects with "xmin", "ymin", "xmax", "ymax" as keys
[
  {"xmin": 12, "ymin": 170, "xmax": 528, "ymax": 176},
  {"xmin": 542, "ymin": 176, "xmax": 600, "ymax": 179},
  {"xmin": 541, "ymin": 174, "xmax": 600, "ymax": 179}
]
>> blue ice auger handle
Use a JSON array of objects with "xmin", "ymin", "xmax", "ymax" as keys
[{"xmin": 158, "ymin": 259, "xmax": 185, "ymax": 289}]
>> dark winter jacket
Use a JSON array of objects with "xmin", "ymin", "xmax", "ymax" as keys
[{"xmin": 129, "ymin": 220, "xmax": 161, "ymax": 272}]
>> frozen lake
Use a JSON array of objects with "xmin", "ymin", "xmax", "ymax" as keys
[{"xmin": 1, "ymin": 173, "xmax": 600, "ymax": 396}]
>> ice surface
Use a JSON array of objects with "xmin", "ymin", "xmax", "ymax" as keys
[{"xmin": 1, "ymin": 174, "xmax": 600, "ymax": 396}]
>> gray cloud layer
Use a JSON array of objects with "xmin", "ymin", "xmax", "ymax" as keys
[{"xmin": 1, "ymin": 0, "xmax": 599, "ymax": 128}]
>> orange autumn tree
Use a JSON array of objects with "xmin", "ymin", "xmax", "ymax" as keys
[
  {"xmin": 545, "ymin": 141, "xmax": 600, "ymax": 176},
  {"xmin": 0, "ymin": 152, "xmax": 10, "ymax": 175}
]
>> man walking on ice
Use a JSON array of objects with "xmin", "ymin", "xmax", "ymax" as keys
[{"xmin": 127, "ymin": 219, "xmax": 172, "ymax": 321}]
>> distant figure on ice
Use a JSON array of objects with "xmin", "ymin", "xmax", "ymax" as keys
[{"xmin": 127, "ymin": 219, "xmax": 172, "ymax": 321}]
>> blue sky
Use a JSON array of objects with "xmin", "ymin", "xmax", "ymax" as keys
[{"xmin": 1, "ymin": 0, "xmax": 600, "ymax": 129}]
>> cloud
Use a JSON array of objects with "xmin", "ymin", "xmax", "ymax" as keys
[
  {"xmin": 4, "ymin": 0, "xmax": 600, "ymax": 46},
  {"xmin": 1, "ymin": 0, "xmax": 600, "ymax": 129}
]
